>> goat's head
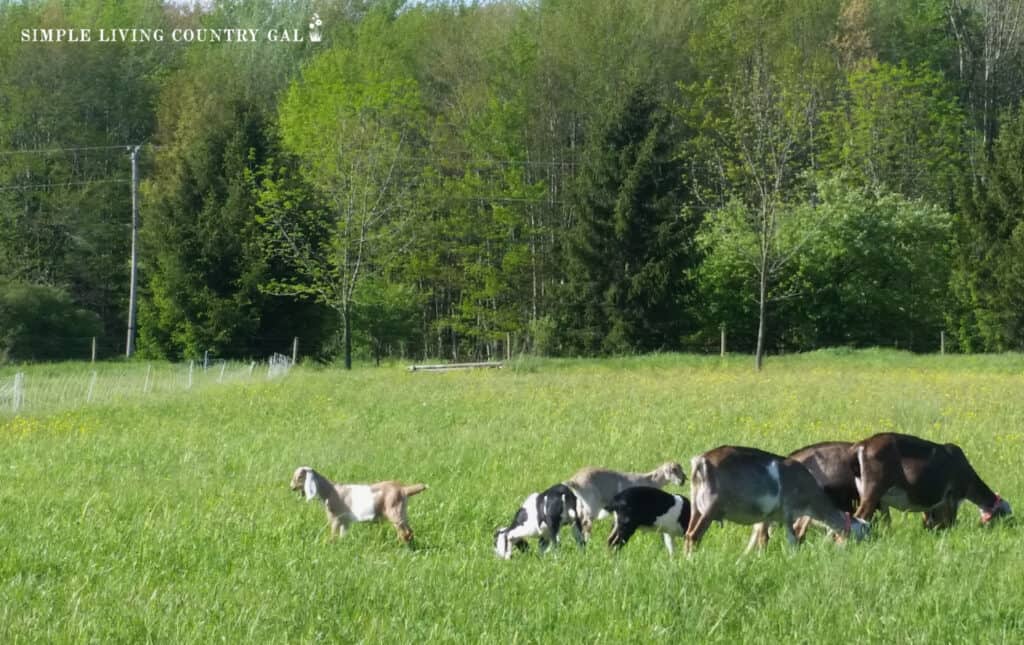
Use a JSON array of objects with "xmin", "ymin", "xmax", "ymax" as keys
[
  {"xmin": 493, "ymin": 526, "xmax": 532, "ymax": 559},
  {"xmin": 848, "ymin": 515, "xmax": 870, "ymax": 541},
  {"xmin": 656, "ymin": 462, "xmax": 687, "ymax": 486},
  {"xmin": 493, "ymin": 528, "xmax": 513, "ymax": 559},
  {"xmin": 290, "ymin": 466, "xmax": 318, "ymax": 501},
  {"xmin": 980, "ymin": 494, "xmax": 1012, "ymax": 525}
]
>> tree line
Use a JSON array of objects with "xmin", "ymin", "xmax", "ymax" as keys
[{"xmin": 2, "ymin": 0, "xmax": 1023, "ymax": 367}]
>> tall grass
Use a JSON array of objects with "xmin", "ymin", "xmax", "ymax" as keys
[{"xmin": 1, "ymin": 352, "xmax": 1022, "ymax": 642}]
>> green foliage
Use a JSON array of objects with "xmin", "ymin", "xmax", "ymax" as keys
[
  {"xmin": 351, "ymin": 275, "xmax": 421, "ymax": 364},
  {"xmin": 264, "ymin": 12, "xmax": 429, "ymax": 367},
  {"xmin": 0, "ymin": 280, "xmax": 102, "ymax": 362},
  {"xmin": 790, "ymin": 178, "xmax": 954, "ymax": 350},
  {"xmin": 819, "ymin": 61, "xmax": 965, "ymax": 205},
  {"xmin": 563, "ymin": 85, "xmax": 698, "ymax": 355},
  {"xmin": 697, "ymin": 179, "xmax": 954, "ymax": 352},
  {"xmin": 138, "ymin": 1, "xmax": 330, "ymax": 361},
  {"xmin": 951, "ymin": 101, "xmax": 1024, "ymax": 351},
  {"xmin": 0, "ymin": 0, "xmax": 174, "ymax": 356},
  {"xmin": 3, "ymin": 0, "xmax": 1023, "ymax": 362},
  {"xmin": 695, "ymin": 197, "xmax": 821, "ymax": 351}
]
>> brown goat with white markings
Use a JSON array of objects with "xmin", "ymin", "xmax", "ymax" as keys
[
  {"xmin": 685, "ymin": 445, "xmax": 869, "ymax": 555},
  {"xmin": 851, "ymin": 433, "xmax": 1011, "ymax": 528}
]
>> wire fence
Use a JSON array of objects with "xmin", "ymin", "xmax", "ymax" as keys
[{"xmin": 0, "ymin": 353, "xmax": 292, "ymax": 418}]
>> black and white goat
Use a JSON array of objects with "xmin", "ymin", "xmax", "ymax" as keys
[
  {"xmin": 605, "ymin": 486, "xmax": 691, "ymax": 556},
  {"xmin": 493, "ymin": 483, "xmax": 585, "ymax": 559}
]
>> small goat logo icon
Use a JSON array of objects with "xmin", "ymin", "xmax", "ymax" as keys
[{"xmin": 309, "ymin": 13, "xmax": 323, "ymax": 43}]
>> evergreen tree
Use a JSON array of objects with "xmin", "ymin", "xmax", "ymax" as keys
[
  {"xmin": 951, "ymin": 101, "xmax": 1024, "ymax": 351},
  {"xmin": 562, "ymin": 86, "xmax": 698, "ymax": 355}
]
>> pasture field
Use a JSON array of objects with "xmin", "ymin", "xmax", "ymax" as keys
[{"xmin": 2, "ymin": 350, "xmax": 1023, "ymax": 643}]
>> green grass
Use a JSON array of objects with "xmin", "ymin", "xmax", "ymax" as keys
[{"xmin": 2, "ymin": 351, "xmax": 1023, "ymax": 642}]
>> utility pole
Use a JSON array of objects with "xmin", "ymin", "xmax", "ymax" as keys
[{"xmin": 126, "ymin": 145, "xmax": 141, "ymax": 357}]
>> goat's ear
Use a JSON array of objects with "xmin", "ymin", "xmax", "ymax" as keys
[{"xmin": 303, "ymin": 470, "xmax": 318, "ymax": 501}]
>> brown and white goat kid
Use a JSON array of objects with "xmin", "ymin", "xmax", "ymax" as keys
[
  {"xmin": 290, "ymin": 466, "xmax": 428, "ymax": 543},
  {"xmin": 685, "ymin": 446, "xmax": 869, "ymax": 555},
  {"xmin": 851, "ymin": 433, "xmax": 1011, "ymax": 528}
]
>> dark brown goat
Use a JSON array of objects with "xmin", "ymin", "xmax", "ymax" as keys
[{"xmin": 851, "ymin": 433, "xmax": 1011, "ymax": 528}]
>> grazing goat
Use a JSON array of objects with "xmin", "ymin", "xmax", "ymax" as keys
[
  {"xmin": 605, "ymin": 487, "xmax": 691, "ymax": 556},
  {"xmin": 686, "ymin": 446, "xmax": 869, "ymax": 555},
  {"xmin": 494, "ymin": 484, "xmax": 585, "ymax": 559},
  {"xmin": 851, "ymin": 433, "xmax": 1011, "ymax": 528},
  {"xmin": 754, "ymin": 441, "xmax": 871, "ymax": 544},
  {"xmin": 565, "ymin": 462, "xmax": 686, "ymax": 540},
  {"xmin": 290, "ymin": 466, "xmax": 428, "ymax": 543}
]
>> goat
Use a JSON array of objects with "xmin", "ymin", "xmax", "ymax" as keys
[
  {"xmin": 564, "ymin": 461, "xmax": 686, "ymax": 540},
  {"xmin": 755, "ymin": 441, "xmax": 873, "ymax": 544},
  {"xmin": 685, "ymin": 445, "xmax": 869, "ymax": 555},
  {"xmin": 494, "ymin": 483, "xmax": 585, "ymax": 559},
  {"xmin": 290, "ymin": 466, "xmax": 428, "ymax": 543},
  {"xmin": 851, "ymin": 433, "xmax": 1011, "ymax": 528},
  {"xmin": 605, "ymin": 486, "xmax": 691, "ymax": 556}
]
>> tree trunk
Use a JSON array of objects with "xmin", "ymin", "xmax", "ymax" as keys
[
  {"xmin": 343, "ymin": 304, "xmax": 353, "ymax": 370},
  {"xmin": 755, "ymin": 264, "xmax": 768, "ymax": 371}
]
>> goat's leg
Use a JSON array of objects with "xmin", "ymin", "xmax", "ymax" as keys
[
  {"xmin": 854, "ymin": 444, "xmax": 902, "ymax": 522},
  {"xmin": 745, "ymin": 522, "xmax": 770, "ymax": 554},
  {"xmin": 538, "ymin": 536, "xmax": 551, "ymax": 554},
  {"xmin": 792, "ymin": 516, "xmax": 813, "ymax": 542},
  {"xmin": 662, "ymin": 532, "xmax": 675, "ymax": 556},
  {"xmin": 853, "ymin": 485, "xmax": 888, "ymax": 522},
  {"xmin": 685, "ymin": 510, "xmax": 714, "ymax": 555},
  {"xmin": 549, "ymin": 516, "xmax": 563, "ymax": 550},
  {"xmin": 571, "ymin": 517, "xmax": 586, "ymax": 548},
  {"xmin": 923, "ymin": 498, "xmax": 958, "ymax": 530},
  {"xmin": 580, "ymin": 513, "xmax": 594, "ymax": 542},
  {"xmin": 783, "ymin": 518, "xmax": 800, "ymax": 548},
  {"xmin": 607, "ymin": 522, "xmax": 637, "ymax": 550}
]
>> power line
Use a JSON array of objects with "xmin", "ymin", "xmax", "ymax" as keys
[
  {"xmin": 0, "ymin": 145, "xmax": 138, "ymax": 156},
  {"xmin": 0, "ymin": 178, "xmax": 130, "ymax": 192}
]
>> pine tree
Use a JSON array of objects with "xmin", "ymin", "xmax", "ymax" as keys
[
  {"xmin": 952, "ymin": 100, "xmax": 1024, "ymax": 351},
  {"xmin": 562, "ymin": 86, "xmax": 698, "ymax": 355}
]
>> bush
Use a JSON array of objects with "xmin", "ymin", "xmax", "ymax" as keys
[{"xmin": 0, "ymin": 280, "xmax": 103, "ymax": 363}]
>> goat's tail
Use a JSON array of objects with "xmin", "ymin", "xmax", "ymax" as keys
[
  {"xmin": 690, "ymin": 455, "xmax": 709, "ymax": 489},
  {"xmin": 403, "ymin": 484, "xmax": 429, "ymax": 497},
  {"xmin": 562, "ymin": 493, "xmax": 578, "ymax": 519}
]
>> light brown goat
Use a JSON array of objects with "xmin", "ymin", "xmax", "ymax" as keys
[
  {"xmin": 290, "ymin": 466, "xmax": 428, "ymax": 543},
  {"xmin": 685, "ymin": 446, "xmax": 869, "ymax": 555}
]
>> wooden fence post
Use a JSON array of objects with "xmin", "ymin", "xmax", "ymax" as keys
[
  {"xmin": 940, "ymin": 331, "xmax": 946, "ymax": 355},
  {"xmin": 292, "ymin": 337, "xmax": 299, "ymax": 366},
  {"xmin": 91, "ymin": 337, "xmax": 97, "ymax": 363},
  {"xmin": 86, "ymin": 371, "xmax": 97, "ymax": 403},
  {"xmin": 720, "ymin": 324, "xmax": 727, "ymax": 357}
]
